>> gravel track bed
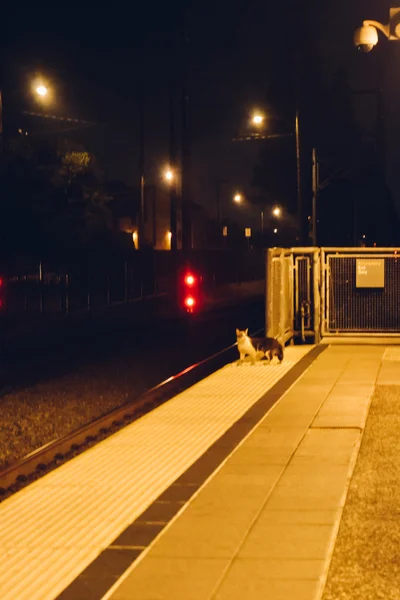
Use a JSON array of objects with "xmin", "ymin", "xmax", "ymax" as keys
[
  {"xmin": 0, "ymin": 302, "xmax": 264, "ymax": 471},
  {"xmin": 322, "ymin": 385, "xmax": 400, "ymax": 600},
  {"xmin": 0, "ymin": 338, "xmax": 203, "ymax": 471}
]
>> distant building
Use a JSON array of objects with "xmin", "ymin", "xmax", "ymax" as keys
[{"xmin": 106, "ymin": 181, "xmax": 221, "ymax": 250}]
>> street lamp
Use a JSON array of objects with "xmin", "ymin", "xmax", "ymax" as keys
[
  {"xmin": 233, "ymin": 192, "xmax": 243, "ymax": 203},
  {"xmin": 164, "ymin": 168, "xmax": 175, "ymax": 183},
  {"xmin": 30, "ymin": 78, "xmax": 52, "ymax": 105},
  {"xmin": 234, "ymin": 108, "xmax": 302, "ymax": 242},
  {"xmin": 272, "ymin": 206, "xmax": 282, "ymax": 218},
  {"xmin": 0, "ymin": 77, "xmax": 53, "ymax": 152},
  {"xmin": 36, "ymin": 85, "xmax": 48, "ymax": 97},
  {"xmin": 251, "ymin": 112, "xmax": 265, "ymax": 127},
  {"xmin": 163, "ymin": 166, "xmax": 178, "ymax": 250}
]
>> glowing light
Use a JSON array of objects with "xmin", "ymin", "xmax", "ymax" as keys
[
  {"xmin": 234, "ymin": 193, "xmax": 243, "ymax": 203},
  {"xmin": 36, "ymin": 85, "xmax": 48, "ymax": 97},
  {"xmin": 252, "ymin": 112, "xmax": 264, "ymax": 126},
  {"xmin": 185, "ymin": 274, "xmax": 195, "ymax": 286},
  {"xmin": 274, "ymin": 228, "xmax": 278, "ymax": 234},
  {"xmin": 184, "ymin": 296, "xmax": 195, "ymax": 308},
  {"xmin": 272, "ymin": 206, "xmax": 282, "ymax": 218},
  {"xmin": 164, "ymin": 168, "xmax": 174, "ymax": 182}
]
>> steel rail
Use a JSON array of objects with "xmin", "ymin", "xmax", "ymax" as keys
[{"xmin": 0, "ymin": 328, "xmax": 262, "ymax": 501}]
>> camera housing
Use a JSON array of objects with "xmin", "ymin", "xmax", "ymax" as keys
[{"xmin": 353, "ymin": 25, "xmax": 379, "ymax": 52}]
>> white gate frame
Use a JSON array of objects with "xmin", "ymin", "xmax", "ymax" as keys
[
  {"xmin": 267, "ymin": 246, "xmax": 400, "ymax": 344},
  {"xmin": 266, "ymin": 247, "xmax": 321, "ymax": 345}
]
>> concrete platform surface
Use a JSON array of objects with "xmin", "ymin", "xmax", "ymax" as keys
[
  {"xmin": 0, "ymin": 346, "xmax": 311, "ymax": 600},
  {"xmin": 105, "ymin": 345, "xmax": 386, "ymax": 600}
]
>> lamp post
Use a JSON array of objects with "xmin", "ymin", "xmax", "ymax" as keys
[
  {"xmin": 164, "ymin": 166, "xmax": 178, "ymax": 251},
  {"xmin": 261, "ymin": 205, "xmax": 283, "ymax": 238},
  {"xmin": 0, "ymin": 80, "xmax": 50, "ymax": 153},
  {"xmin": 215, "ymin": 179, "xmax": 228, "ymax": 224},
  {"xmin": 251, "ymin": 112, "xmax": 265, "ymax": 127},
  {"xmin": 233, "ymin": 108, "xmax": 302, "ymax": 242},
  {"xmin": 138, "ymin": 93, "xmax": 145, "ymax": 250}
]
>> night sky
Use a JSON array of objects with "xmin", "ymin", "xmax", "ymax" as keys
[{"xmin": 1, "ymin": 0, "xmax": 396, "ymax": 232}]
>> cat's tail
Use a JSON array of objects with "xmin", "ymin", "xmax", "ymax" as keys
[{"xmin": 277, "ymin": 343, "xmax": 284, "ymax": 362}]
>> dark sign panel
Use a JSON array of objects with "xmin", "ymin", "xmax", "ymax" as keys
[{"xmin": 356, "ymin": 259, "xmax": 385, "ymax": 288}]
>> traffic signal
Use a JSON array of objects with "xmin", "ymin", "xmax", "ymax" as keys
[
  {"xmin": 0, "ymin": 276, "xmax": 4, "ymax": 310},
  {"xmin": 178, "ymin": 269, "xmax": 203, "ymax": 313}
]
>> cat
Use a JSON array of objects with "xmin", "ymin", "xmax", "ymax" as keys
[{"xmin": 236, "ymin": 328, "xmax": 284, "ymax": 365}]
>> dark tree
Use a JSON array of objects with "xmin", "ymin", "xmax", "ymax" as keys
[{"xmin": 0, "ymin": 135, "xmax": 112, "ymax": 256}]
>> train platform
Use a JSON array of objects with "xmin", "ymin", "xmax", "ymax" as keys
[{"xmin": 0, "ymin": 343, "xmax": 389, "ymax": 599}]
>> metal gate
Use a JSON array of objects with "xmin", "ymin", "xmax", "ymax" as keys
[
  {"xmin": 322, "ymin": 248, "xmax": 400, "ymax": 336},
  {"xmin": 266, "ymin": 247, "xmax": 400, "ymax": 343},
  {"xmin": 266, "ymin": 247, "xmax": 320, "ymax": 343}
]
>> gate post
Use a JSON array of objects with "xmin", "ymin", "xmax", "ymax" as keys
[
  {"xmin": 320, "ymin": 248, "xmax": 326, "ymax": 338},
  {"xmin": 313, "ymin": 248, "xmax": 321, "ymax": 343},
  {"xmin": 278, "ymin": 250, "xmax": 286, "ymax": 344},
  {"xmin": 266, "ymin": 248, "xmax": 273, "ymax": 337}
]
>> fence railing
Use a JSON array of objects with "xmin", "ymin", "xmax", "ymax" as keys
[
  {"xmin": 1, "ymin": 249, "xmax": 266, "ymax": 318},
  {"xmin": 266, "ymin": 248, "xmax": 294, "ymax": 345}
]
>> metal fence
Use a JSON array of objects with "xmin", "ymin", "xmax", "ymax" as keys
[
  {"xmin": 266, "ymin": 248, "xmax": 294, "ymax": 344},
  {"xmin": 324, "ymin": 248, "xmax": 400, "ymax": 334},
  {"xmin": 266, "ymin": 246, "xmax": 400, "ymax": 343},
  {"xmin": 1, "ymin": 249, "xmax": 265, "ymax": 318}
]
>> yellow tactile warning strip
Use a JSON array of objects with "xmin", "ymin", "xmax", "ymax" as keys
[
  {"xmin": 104, "ymin": 345, "xmax": 384, "ymax": 600},
  {"xmin": 0, "ymin": 345, "xmax": 315, "ymax": 600}
]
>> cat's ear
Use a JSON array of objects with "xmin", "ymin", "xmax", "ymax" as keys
[
  {"xmin": 236, "ymin": 328, "xmax": 240, "ymax": 335},
  {"xmin": 245, "ymin": 328, "xmax": 248, "ymax": 335}
]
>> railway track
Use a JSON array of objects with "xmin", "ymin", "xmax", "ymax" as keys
[{"xmin": 0, "ymin": 330, "xmax": 263, "ymax": 502}]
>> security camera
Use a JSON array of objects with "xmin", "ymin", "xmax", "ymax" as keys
[{"xmin": 353, "ymin": 25, "xmax": 379, "ymax": 52}]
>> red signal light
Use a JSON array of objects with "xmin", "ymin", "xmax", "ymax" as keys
[
  {"xmin": 184, "ymin": 273, "xmax": 196, "ymax": 286},
  {"xmin": 184, "ymin": 296, "xmax": 195, "ymax": 308},
  {"xmin": 178, "ymin": 269, "xmax": 202, "ymax": 314},
  {"xmin": 0, "ymin": 277, "xmax": 4, "ymax": 310}
]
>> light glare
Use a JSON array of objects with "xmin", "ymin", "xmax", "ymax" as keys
[
  {"xmin": 185, "ymin": 296, "xmax": 195, "ymax": 308},
  {"xmin": 164, "ymin": 169, "xmax": 174, "ymax": 182},
  {"xmin": 36, "ymin": 85, "xmax": 48, "ymax": 97},
  {"xmin": 251, "ymin": 112, "xmax": 265, "ymax": 127},
  {"xmin": 185, "ymin": 275, "xmax": 195, "ymax": 286},
  {"xmin": 272, "ymin": 206, "xmax": 282, "ymax": 218}
]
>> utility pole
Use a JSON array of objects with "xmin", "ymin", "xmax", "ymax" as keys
[
  {"xmin": 216, "ymin": 181, "xmax": 221, "ymax": 224},
  {"xmin": 295, "ymin": 108, "xmax": 302, "ymax": 243},
  {"xmin": 138, "ymin": 93, "xmax": 145, "ymax": 249},
  {"xmin": 215, "ymin": 179, "xmax": 228, "ymax": 224},
  {"xmin": 0, "ymin": 90, "xmax": 3, "ymax": 154},
  {"xmin": 181, "ymin": 24, "xmax": 192, "ymax": 250},
  {"xmin": 169, "ymin": 87, "xmax": 178, "ymax": 251},
  {"xmin": 311, "ymin": 147, "xmax": 318, "ymax": 246}
]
